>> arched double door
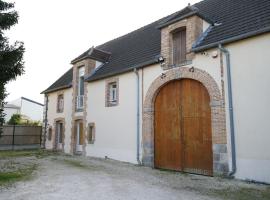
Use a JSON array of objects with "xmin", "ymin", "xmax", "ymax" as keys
[{"xmin": 154, "ymin": 79, "xmax": 213, "ymax": 175}]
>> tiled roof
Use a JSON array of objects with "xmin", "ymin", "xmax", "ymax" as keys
[
  {"xmin": 43, "ymin": 0, "xmax": 270, "ymax": 92},
  {"xmin": 193, "ymin": 0, "xmax": 270, "ymax": 50},
  {"xmin": 41, "ymin": 68, "xmax": 73, "ymax": 94},
  {"xmin": 85, "ymin": 19, "xmax": 163, "ymax": 81}
]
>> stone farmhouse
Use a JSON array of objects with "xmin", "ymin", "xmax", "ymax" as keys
[{"xmin": 42, "ymin": 0, "xmax": 270, "ymax": 183}]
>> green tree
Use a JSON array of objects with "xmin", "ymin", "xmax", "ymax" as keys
[
  {"xmin": 7, "ymin": 113, "xmax": 21, "ymax": 125},
  {"xmin": 0, "ymin": 1, "xmax": 24, "ymax": 134}
]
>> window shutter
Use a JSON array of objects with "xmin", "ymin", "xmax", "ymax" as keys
[
  {"xmin": 48, "ymin": 127, "xmax": 52, "ymax": 141},
  {"xmin": 172, "ymin": 29, "xmax": 186, "ymax": 65}
]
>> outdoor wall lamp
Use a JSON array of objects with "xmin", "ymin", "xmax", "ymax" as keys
[
  {"xmin": 161, "ymin": 73, "xmax": 166, "ymax": 79},
  {"xmin": 158, "ymin": 56, "xmax": 165, "ymax": 63},
  {"xmin": 189, "ymin": 67, "xmax": 195, "ymax": 72}
]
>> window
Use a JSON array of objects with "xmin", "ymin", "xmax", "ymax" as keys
[
  {"xmin": 48, "ymin": 127, "xmax": 52, "ymax": 141},
  {"xmin": 56, "ymin": 121, "xmax": 63, "ymax": 144},
  {"xmin": 106, "ymin": 79, "xmax": 119, "ymax": 107},
  {"xmin": 57, "ymin": 94, "xmax": 64, "ymax": 112},
  {"xmin": 172, "ymin": 28, "xmax": 186, "ymax": 65},
  {"xmin": 87, "ymin": 123, "xmax": 95, "ymax": 144},
  {"xmin": 109, "ymin": 82, "xmax": 117, "ymax": 103},
  {"xmin": 79, "ymin": 76, "xmax": 84, "ymax": 96},
  {"xmin": 76, "ymin": 121, "xmax": 84, "ymax": 146},
  {"xmin": 76, "ymin": 67, "xmax": 85, "ymax": 110}
]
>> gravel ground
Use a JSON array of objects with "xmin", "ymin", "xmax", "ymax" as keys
[{"xmin": 0, "ymin": 151, "xmax": 269, "ymax": 200}]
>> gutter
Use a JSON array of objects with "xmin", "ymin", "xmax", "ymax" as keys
[
  {"xmin": 218, "ymin": 44, "xmax": 236, "ymax": 176},
  {"xmin": 134, "ymin": 68, "xmax": 141, "ymax": 165},
  {"xmin": 43, "ymin": 94, "xmax": 49, "ymax": 149}
]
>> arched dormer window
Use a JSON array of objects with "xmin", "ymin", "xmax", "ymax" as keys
[{"xmin": 171, "ymin": 27, "xmax": 186, "ymax": 65}]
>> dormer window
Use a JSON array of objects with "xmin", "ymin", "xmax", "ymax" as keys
[{"xmin": 172, "ymin": 28, "xmax": 186, "ymax": 65}]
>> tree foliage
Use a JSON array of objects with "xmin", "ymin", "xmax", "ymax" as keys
[
  {"xmin": 7, "ymin": 113, "xmax": 21, "ymax": 125},
  {"xmin": 8, "ymin": 113, "xmax": 41, "ymax": 126},
  {"xmin": 0, "ymin": 1, "xmax": 24, "ymax": 134}
]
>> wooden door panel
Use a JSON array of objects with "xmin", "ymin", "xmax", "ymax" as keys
[
  {"xmin": 154, "ymin": 79, "xmax": 213, "ymax": 175},
  {"xmin": 79, "ymin": 122, "xmax": 84, "ymax": 145},
  {"xmin": 154, "ymin": 81, "xmax": 182, "ymax": 171},
  {"xmin": 181, "ymin": 79, "xmax": 213, "ymax": 175}
]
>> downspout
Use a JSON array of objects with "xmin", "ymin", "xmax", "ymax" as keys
[
  {"xmin": 134, "ymin": 68, "xmax": 141, "ymax": 165},
  {"xmin": 218, "ymin": 44, "xmax": 236, "ymax": 176},
  {"xmin": 43, "ymin": 94, "xmax": 49, "ymax": 149}
]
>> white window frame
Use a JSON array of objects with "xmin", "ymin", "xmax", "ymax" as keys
[
  {"xmin": 109, "ymin": 82, "xmax": 117, "ymax": 103},
  {"xmin": 105, "ymin": 78, "xmax": 119, "ymax": 107}
]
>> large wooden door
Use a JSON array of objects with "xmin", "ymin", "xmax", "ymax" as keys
[{"xmin": 154, "ymin": 79, "xmax": 213, "ymax": 175}]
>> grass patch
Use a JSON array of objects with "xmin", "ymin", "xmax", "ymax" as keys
[
  {"xmin": 209, "ymin": 186, "xmax": 270, "ymax": 200},
  {"xmin": 0, "ymin": 164, "xmax": 37, "ymax": 186}
]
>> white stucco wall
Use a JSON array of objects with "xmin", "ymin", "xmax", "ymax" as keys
[
  {"xmin": 222, "ymin": 33, "xmax": 270, "ymax": 183},
  {"xmin": 86, "ymin": 73, "xmax": 138, "ymax": 163},
  {"xmin": 45, "ymin": 88, "xmax": 72, "ymax": 153},
  {"xmin": 186, "ymin": 33, "xmax": 270, "ymax": 183}
]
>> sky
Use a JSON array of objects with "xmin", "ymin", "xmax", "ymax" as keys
[{"xmin": 5, "ymin": 0, "xmax": 199, "ymax": 104}]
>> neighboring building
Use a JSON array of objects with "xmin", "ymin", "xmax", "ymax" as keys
[
  {"xmin": 42, "ymin": 0, "xmax": 270, "ymax": 183},
  {"xmin": 4, "ymin": 97, "xmax": 44, "ymax": 122},
  {"xmin": 4, "ymin": 104, "xmax": 20, "ymax": 122}
]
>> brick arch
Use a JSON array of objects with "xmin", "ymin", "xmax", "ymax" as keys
[{"xmin": 142, "ymin": 67, "xmax": 228, "ymax": 175}]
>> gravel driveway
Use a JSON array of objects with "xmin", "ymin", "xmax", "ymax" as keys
[{"xmin": 0, "ymin": 151, "xmax": 269, "ymax": 200}]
